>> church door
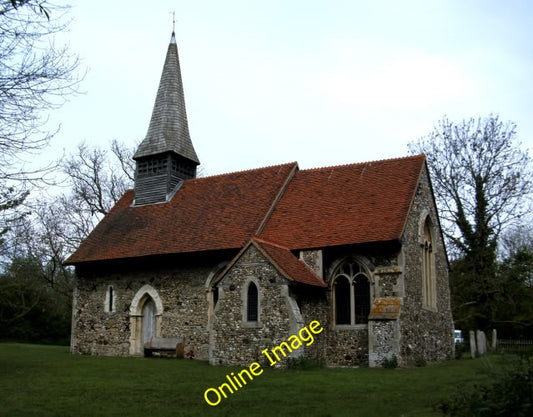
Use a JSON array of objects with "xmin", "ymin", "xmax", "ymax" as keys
[{"xmin": 142, "ymin": 298, "xmax": 156, "ymax": 345}]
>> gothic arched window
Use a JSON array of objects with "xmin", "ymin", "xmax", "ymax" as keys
[
  {"xmin": 422, "ymin": 217, "xmax": 437, "ymax": 309},
  {"xmin": 332, "ymin": 259, "xmax": 371, "ymax": 325}
]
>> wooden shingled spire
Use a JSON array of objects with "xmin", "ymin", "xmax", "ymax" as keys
[{"xmin": 133, "ymin": 31, "xmax": 200, "ymax": 205}]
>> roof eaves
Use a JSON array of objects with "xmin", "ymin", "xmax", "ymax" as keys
[
  {"xmin": 397, "ymin": 154, "xmax": 425, "ymax": 241},
  {"xmin": 250, "ymin": 239, "xmax": 294, "ymax": 284},
  {"xmin": 210, "ymin": 241, "xmax": 253, "ymax": 286}
]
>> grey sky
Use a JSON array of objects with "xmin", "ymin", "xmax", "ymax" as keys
[{"xmin": 47, "ymin": 0, "xmax": 533, "ymax": 176}]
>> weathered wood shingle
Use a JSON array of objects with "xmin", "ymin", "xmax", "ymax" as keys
[{"xmin": 133, "ymin": 32, "xmax": 199, "ymax": 163}]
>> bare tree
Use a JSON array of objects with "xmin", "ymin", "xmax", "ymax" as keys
[
  {"xmin": 0, "ymin": 0, "xmax": 81, "ymax": 239},
  {"xmin": 409, "ymin": 115, "xmax": 533, "ymax": 330},
  {"xmin": 500, "ymin": 225, "xmax": 533, "ymax": 262},
  {"xmin": 409, "ymin": 115, "xmax": 532, "ymax": 258},
  {"xmin": 2, "ymin": 140, "xmax": 134, "ymax": 269},
  {"xmin": 61, "ymin": 140, "xmax": 134, "ymax": 218}
]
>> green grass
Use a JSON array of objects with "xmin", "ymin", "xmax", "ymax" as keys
[{"xmin": 0, "ymin": 343, "xmax": 511, "ymax": 417}]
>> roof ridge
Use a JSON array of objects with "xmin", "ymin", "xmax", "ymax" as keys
[
  {"xmin": 300, "ymin": 154, "xmax": 425, "ymax": 172},
  {"xmin": 190, "ymin": 161, "xmax": 298, "ymax": 181},
  {"xmin": 252, "ymin": 236, "xmax": 290, "ymax": 250},
  {"xmin": 254, "ymin": 163, "xmax": 298, "ymax": 236}
]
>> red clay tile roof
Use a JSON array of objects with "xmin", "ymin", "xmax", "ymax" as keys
[
  {"xmin": 211, "ymin": 237, "xmax": 327, "ymax": 287},
  {"xmin": 66, "ymin": 155, "xmax": 425, "ymax": 267},
  {"xmin": 65, "ymin": 163, "xmax": 297, "ymax": 264},
  {"xmin": 252, "ymin": 238, "xmax": 327, "ymax": 287},
  {"xmin": 259, "ymin": 155, "xmax": 425, "ymax": 249}
]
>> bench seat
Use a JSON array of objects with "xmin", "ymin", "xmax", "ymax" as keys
[{"xmin": 143, "ymin": 337, "xmax": 183, "ymax": 358}]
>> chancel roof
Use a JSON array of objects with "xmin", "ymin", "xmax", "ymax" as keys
[
  {"xmin": 260, "ymin": 155, "xmax": 426, "ymax": 249},
  {"xmin": 66, "ymin": 155, "xmax": 426, "ymax": 267}
]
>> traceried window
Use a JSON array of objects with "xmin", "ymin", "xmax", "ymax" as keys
[
  {"xmin": 332, "ymin": 259, "xmax": 371, "ymax": 325},
  {"xmin": 422, "ymin": 217, "xmax": 437, "ymax": 309},
  {"xmin": 247, "ymin": 282, "xmax": 258, "ymax": 322}
]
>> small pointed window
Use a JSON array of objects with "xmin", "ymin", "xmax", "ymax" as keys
[
  {"xmin": 247, "ymin": 283, "xmax": 258, "ymax": 322},
  {"xmin": 109, "ymin": 286, "xmax": 114, "ymax": 312},
  {"xmin": 105, "ymin": 285, "xmax": 115, "ymax": 313}
]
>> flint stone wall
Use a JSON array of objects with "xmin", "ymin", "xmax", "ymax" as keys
[
  {"xmin": 210, "ymin": 245, "xmax": 301, "ymax": 366},
  {"xmin": 71, "ymin": 260, "xmax": 224, "ymax": 359},
  {"xmin": 71, "ymin": 167, "xmax": 453, "ymax": 367},
  {"xmin": 399, "ymin": 165, "xmax": 454, "ymax": 365},
  {"xmin": 368, "ymin": 320, "xmax": 401, "ymax": 366}
]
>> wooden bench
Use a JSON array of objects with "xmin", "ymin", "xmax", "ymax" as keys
[{"xmin": 144, "ymin": 337, "xmax": 184, "ymax": 358}]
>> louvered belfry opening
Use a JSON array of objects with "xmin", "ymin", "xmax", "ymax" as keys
[
  {"xmin": 133, "ymin": 31, "xmax": 200, "ymax": 205},
  {"xmin": 134, "ymin": 153, "xmax": 197, "ymax": 205}
]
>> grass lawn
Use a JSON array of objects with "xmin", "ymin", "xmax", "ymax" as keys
[{"xmin": 0, "ymin": 343, "xmax": 510, "ymax": 417}]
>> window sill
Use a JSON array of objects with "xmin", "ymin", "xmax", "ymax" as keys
[
  {"xmin": 333, "ymin": 324, "xmax": 368, "ymax": 331},
  {"xmin": 243, "ymin": 321, "xmax": 262, "ymax": 329}
]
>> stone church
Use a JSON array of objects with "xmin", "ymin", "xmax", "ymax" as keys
[{"xmin": 66, "ymin": 32, "xmax": 454, "ymax": 367}]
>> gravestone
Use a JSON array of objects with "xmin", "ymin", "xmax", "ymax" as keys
[
  {"xmin": 469, "ymin": 330, "xmax": 477, "ymax": 358},
  {"xmin": 476, "ymin": 330, "xmax": 487, "ymax": 356}
]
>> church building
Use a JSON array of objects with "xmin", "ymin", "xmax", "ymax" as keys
[{"xmin": 66, "ymin": 32, "xmax": 454, "ymax": 367}]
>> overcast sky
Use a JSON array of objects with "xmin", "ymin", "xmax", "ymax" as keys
[{"xmin": 46, "ymin": 0, "xmax": 533, "ymax": 176}]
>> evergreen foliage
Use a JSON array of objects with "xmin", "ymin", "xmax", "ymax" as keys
[
  {"xmin": 439, "ymin": 356, "xmax": 533, "ymax": 417},
  {"xmin": 0, "ymin": 257, "xmax": 72, "ymax": 344}
]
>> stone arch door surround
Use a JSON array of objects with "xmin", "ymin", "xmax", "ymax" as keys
[{"xmin": 129, "ymin": 284, "xmax": 164, "ymax": 355}]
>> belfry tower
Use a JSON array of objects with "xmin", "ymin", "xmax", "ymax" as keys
[{"xmin": 133, "ymin": 31, "xmax": 200, "ymax": 205}]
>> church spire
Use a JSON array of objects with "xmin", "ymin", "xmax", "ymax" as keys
[
  {"xmin": 134, "ymin": 32, "xmax": 199, "ymax": 163},
  {"xmin": 133, "ymin": 31, "xmax": 200, "ymax": 205}
]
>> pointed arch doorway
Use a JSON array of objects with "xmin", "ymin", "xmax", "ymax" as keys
[
  {"xmin": 142, "ymin": 298, "xmax": 157, "ymax": 346},
  {"xmin": 129, "ymin": 285, "xmax": 164, "ymax": 355}
]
